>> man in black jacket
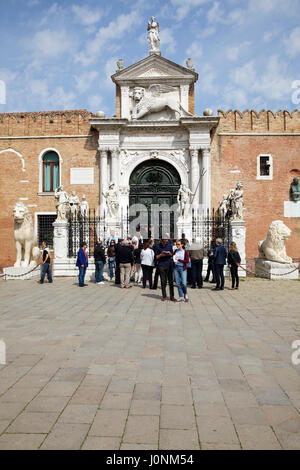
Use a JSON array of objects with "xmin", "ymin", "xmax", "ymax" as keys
[
  {"xmin": 117, "ymin": 241, "xmax": 134, "ymax": 288},
  {"xmin": 94, "ymin": 240, "xmax": 106, "ymax": 284}
]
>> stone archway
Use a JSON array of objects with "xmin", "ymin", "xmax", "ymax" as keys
[{"xmin": 129, "ymin": 159, "xmax": 181, "ymax": 239}]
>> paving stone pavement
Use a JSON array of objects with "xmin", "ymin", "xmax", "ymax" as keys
[{"xmin": 0, "ymin": 277, "xmax": 300, "ymax": 450}]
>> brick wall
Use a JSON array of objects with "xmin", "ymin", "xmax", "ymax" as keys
[
  {"xmin": 0, "ymin": 110, "xmax": 98, "ymax": 269},
  {"xmin": 211, "ymin": 110, "xmax": 300, "ymax": 261}
]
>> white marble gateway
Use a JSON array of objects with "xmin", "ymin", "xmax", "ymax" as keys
[{"xmin": 89, "ymin": 49, "xmax": 219, "ymax": 240}]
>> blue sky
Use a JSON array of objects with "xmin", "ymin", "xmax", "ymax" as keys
[{"xmin": 0, "ymin": 0, "xmax": 299, "ymax": 115}]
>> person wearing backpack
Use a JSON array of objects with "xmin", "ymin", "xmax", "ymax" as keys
[{"xmin": 173, "ymin": 239, "xmax": 190, "ymax": 302}]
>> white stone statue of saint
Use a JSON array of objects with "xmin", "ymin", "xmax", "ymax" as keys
[
  {"xmin": 103, "ymin": 182, "xmax": 119, "ymax": 218},
  {"xmin": 219, "ymin": 194, "xmax": 230, "ymax": 216},
  {"xmin": 54, "ymin": 185, "xmax": 70, "ymax": 220},
  {"xmin": 69, "ymin": 190, "xmax": 80, "ymax": 217},
  {"xmin": 80, "ymin": 194, "xmax": 89, "ymax": 218},
  {"xmin": 177, "ymin": 184, "xmax": 194, "ymax": 218},
  {"xmin": 147, "ymin": 16, "xmax": 160, "ymax": 54},
  {"xmin": 230, "ymin": 181, "xmax": 244, "ymax": 220}
]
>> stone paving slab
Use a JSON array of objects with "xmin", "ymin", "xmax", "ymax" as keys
[{"xmin": 0, "ymin": 277, "xmax": 300, "ymax": 449}]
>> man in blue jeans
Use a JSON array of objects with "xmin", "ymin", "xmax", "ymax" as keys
[
  {"xmin": 76, "ymin": 242, "xmax": 88, "ymax": 287},
  {"xmin": 39, "ymin": 241, "xmax": 53, "ymax": 284},
  {"xmin": 94, "ymin": 240, "xmax": 106, "ymax": 284},
  {"xmin": 212, "ymin": 238, "xmax": 227, "ymax": 291}
]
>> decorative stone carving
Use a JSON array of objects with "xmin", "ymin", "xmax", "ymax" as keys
[
  {"xmin": 147, "ymin": 16, "xmax": 160, "ymax": 55},
  {"xmin": 117, "ymin": 59, "xmax": 125, "ymax": 71},
  {"xmin": 290, "ymin": 177, "xmax": 300, "ymax": 202},
  {"xmin": 54, "ymin": 186, "xmax": 70, "ymax": 220},
  {"xmin": 130, "ymin": 84, "xmax": 192, "ymax": 120},
  {"xmin": 217, "ymin": 182, "xmax": 244, "ymax": 219},
  {"xmin": 120, "ymin": 149, "xmax": 189, "ymax": 177},
  {"xmin": 230, "ymin": 181, "xmax": 244, "ymax": 220},
  {"xmin": 13, "ymin": 202, "xmax": 40, "ymax": 267},
  {"xmin": 177, "ymin": 184, "xmax": 194, "ymax": 218},
  {"xmin": 80, "ymin": 194, "xmax": 89, "ymax": 218},
  {"xmin": 186, "ymin": 58, "xmax": 194, "ymax": 71},
  {"xmin": 258, "ymin": 220, "xmax": 293, "ymax": 264},
  {"xmin": 103, "ymin": 182, "xmax": 119, "ymax": 218},
  {"xmin": 219, "ymin": 193, "xmax": 230, "ymax": 215},
  {"xmin": 69, "ymin": 191, "xmax": 80, "ymax": 217}
]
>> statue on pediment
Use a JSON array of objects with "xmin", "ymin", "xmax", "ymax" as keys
[{"xmin": 147, "ymin": 16, "xmax": 160, "ymax": 55}]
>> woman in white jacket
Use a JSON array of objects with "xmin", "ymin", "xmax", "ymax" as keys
[{"xmin": 140, "ymin": 240, "xmax": 155, "ymax": 289}]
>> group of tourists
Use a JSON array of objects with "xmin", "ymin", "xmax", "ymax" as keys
[{"xmin": 74, "ymin": 233, "xmax": 242, "ymax": 301}]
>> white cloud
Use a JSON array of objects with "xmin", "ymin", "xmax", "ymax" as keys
[
  {"xmin": 0, "ymin": 68, "xmax": 18, "ymax": 83},
  {"xmin": 160, "ymin": 28, "xmax": 176, "ymax": 54},
  {"xmin": 225, "ymin": 41, "xmax": 251, "ymax": 61},
  {"xmin": 200, "ymin": 63, "xmax": 217, "ymax": 95},
  {"xmin": 221, "ymin": 86, "xmax": 248, "ymax": 108},
  {"xmin": 207, "ymin": 1, "xmax": 223, "ymax": 23},
  {"xmin": 170, "ymin": 0, "xmax": 211, "ymax": 21},
  {"xmin": 284, "ymin": 27, "xmax": 300, "ymax": 58},
  {"xmin": 71, "ymin": 5, "xmax": 103, "ymax": 26},
  {"xmin": 263, "ymin": 31, "xmax": 274, "ymax": 42},
  {"xmin": 186, "ymin": 41, "xmax": 203, "ymax": 62},
  {"xmin": 229, "ymin": 55, "xmax": 293, "ymax": 103},
  {"xmin": 25, "ymin": 29, "xmax": 77, "ymax": 60},
  {"xmin": 103, "ymin": 57, "xmax": 119, "ymax": 89},
  {"xmin": 87, "ymin": 94, "xmax": 104, "ymax": 112},
  {"xmin": 29, "ymin": 79, "xmax": 76, "ymax": 109},
  {"xmin": 207, "ymin": 1, "xmax": 244, "ymax": 24},
  {"xmin": 76, "ymin": 11, "xmax": 142, "ymax": 66},
  {"xmin": 74, "ymin": 71, "xmax": 98, "ymax": 94}
]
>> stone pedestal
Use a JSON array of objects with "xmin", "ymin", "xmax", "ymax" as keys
[
  {"xmin": 255, "ymin": 258, "xmax": 299, "ymax": 279},
  {"xmin": 53, "ymin": 219, "xmax": 69, "ymax": 260},
  {"xmin": 177, "ymin": 216, "xmax": 192, "ymax": 241},
  {"xmin": 3, "ymin": 265, "xmax": 40, "ymax": 280},
  {"xmin": 284, "ymin": 201, "xmax": 300, "ymax": 218},
  {"xmin": 231, "ymin": 219, "xmax": 246, "ymax": 277}
]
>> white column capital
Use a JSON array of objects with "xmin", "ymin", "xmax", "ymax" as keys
[
  {"xmin": 111, "ymin": 149, "xmax": 119, "ymax": 158},
  {"xmin": 201, "ymin": 146, "xmax": 211, "ymax": 155}
]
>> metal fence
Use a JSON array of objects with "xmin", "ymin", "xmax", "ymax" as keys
[
  {"xmin": 68, "ymin": 208, "xmax": 232, "ymax": 257},
  {"xmin": 68, "ymin": 209, "xmax": 130, "ymax": 257},
  {"xmin": 192, "ymin": 208, "xmax": 232, "ymax": 251}
]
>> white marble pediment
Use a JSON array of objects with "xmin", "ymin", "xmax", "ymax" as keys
[
  {"xmin": 139, "ymin": 68, "xmax": 170, "ymax": 77},
  {"xmin": 112, "ymin": 55, "xmax": 198, "ymax": 84}
]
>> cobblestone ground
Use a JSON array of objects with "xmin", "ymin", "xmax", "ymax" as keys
[{"xmin": 0, "ymin": 277, "xmax": 300, "ymax": 450}]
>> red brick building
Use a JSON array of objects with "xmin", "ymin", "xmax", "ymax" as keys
[{"xmin": 0, "ymin": 58, "xmax": 299, "ymax": 271}]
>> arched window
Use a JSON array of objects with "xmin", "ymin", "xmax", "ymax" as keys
[{"xmin": 43, "ymin": 151, "xmax": 59, "ymax": 192}]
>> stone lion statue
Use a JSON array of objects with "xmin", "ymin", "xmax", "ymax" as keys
[
  {"xmin": 258, "ymin": 220, "xmax": 293, "ymax": 264},
  {"xmin": 130, "ymin": 84, "xmax": 192, "ymax": 120},
  {"xmin": 13, "ymin": 202, "xmax": 40, "ymax": 267}
]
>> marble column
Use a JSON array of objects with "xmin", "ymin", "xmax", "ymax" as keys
[
  {"xmin": 121, "ymin": 86, "xmax": 130, "ymax": 119},
  {"xmin": 190, "ymin": 148, "xmax": 199, "ymax": 208},
  {"xmin": 111, "ymin": 149, "xmax": 119, "ymax": 189},
  {"xmin": 100, "ymin": 150, "xmax": 108, "ymax": 206},
  {"xmin": 201, "ymin": 146, "xmax": 211, "ymax": 213},
  {"xmin": 180, "ymin": 84, "xmax": 189, "ymax": 112}
]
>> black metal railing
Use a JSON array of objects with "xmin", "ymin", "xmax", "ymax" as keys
[{"xmin": 192, "ymin": 208, "xmax": 232, "ymax": 252}]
